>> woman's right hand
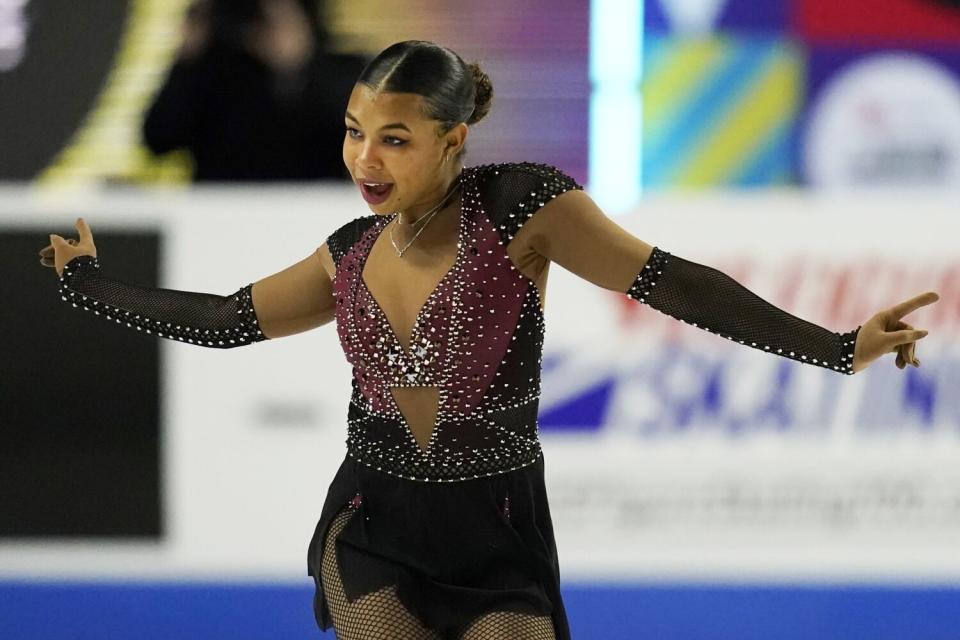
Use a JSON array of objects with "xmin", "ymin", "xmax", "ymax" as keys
[{"xmin": 39, "ymin": 218, "xmax": 98, "ymax": 277}]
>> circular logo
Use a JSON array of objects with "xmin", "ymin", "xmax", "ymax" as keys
[{"xmin": 803, "ymin": 52, "xmax": 960, "ymax": 187}]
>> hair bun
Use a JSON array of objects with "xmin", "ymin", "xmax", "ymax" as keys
[{"xmin": 466, "ymin": 61, "xmax": 493, "ymax": 125}]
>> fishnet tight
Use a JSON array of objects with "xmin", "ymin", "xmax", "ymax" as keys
[{"xmin": 321, "ymin": 505, "xmax": 556, "ymax": 640}]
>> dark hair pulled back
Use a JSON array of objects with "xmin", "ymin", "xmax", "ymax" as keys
[{"xmin": 356, "ymin": 41, "xmax": 494, "ymax": 159}]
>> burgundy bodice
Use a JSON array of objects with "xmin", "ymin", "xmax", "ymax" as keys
[{"xmin": 327, "ymin": 162, "xmax": 582, "ymax": 482}]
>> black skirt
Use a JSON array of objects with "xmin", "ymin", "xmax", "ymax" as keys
[{"xmin": 306, "ymin": 452, "xmax": 570, "ymax": 639}]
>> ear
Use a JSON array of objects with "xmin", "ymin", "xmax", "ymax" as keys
[{"xmin": 443, "ymin": 122, "xmax": 468, "ymax": 159}]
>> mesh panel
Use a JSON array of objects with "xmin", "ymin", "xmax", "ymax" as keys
[
  {"xmin": 474, "ymin": 162, "xmax": 583, "ymax": 247},
  {"xmin": 482, "ymin": 400, "xmax": 539, "ymax": 439},
  {"xmin": 321, "ymin": 505, "xmax": 443, "ymax": 640},
  {"xmin": 628, "ymin": 247, "xmax": 860, "ymax": 374},
  {"xmin": 327, "ymin": 215, "xmax": 379, "ymax": 267},
  {"xmin": 59, "ymin": 255, "xmax": 265, "ymax": 348},
  {"xmin": 345, "ymin": 408, "xmax": 543, "ymax": 483},
  {"xmin": 321, "ymin": 504, "xmax": 556, "ymax": 639},
  {"xmin": 456, "ymin": 610, "xmax": 556, "ymax": 640}
]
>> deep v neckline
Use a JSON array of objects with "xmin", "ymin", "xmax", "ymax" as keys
[{"xmin": 359, "ymin": 193, "xmax": 465, "ymax": 356}]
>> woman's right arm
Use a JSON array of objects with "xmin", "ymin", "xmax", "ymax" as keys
[
  {"xmin": 250, "ymin": 243, "xmax": 337, "ymax": 339},
  {"xmin": 41, "ymin": 218, "xmax": 337, "ymax": 347}
]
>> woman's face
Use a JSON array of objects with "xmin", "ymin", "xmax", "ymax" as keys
[{"xmin": 342, "ymin": 83, "xmax": 466, "ymax": 217}]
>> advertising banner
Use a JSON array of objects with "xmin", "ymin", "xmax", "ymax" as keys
[
  {"xmin": 1, "ymin": 187, "xmax": 955, "ymax": 586},
  {"xmin": 793, "ymin": 0, "xmax": 960, "ymax": 43},
  {"xmin": 801, "ymin": 49, "xmax": 960, "ymax": 187}
]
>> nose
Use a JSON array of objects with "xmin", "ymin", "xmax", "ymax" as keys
[{"xmin": 356, "ymin": 140, "xmax": 381, "ymax": 170}]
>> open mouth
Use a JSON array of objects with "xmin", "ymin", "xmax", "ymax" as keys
[{"xmin": 359, "ymin": 181, "xmax": 394, "ymax": 204}]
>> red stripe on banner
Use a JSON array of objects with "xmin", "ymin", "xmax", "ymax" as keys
[{"xmin": 794, "ymin": 0, "xmax": 960, "ymax": 43}]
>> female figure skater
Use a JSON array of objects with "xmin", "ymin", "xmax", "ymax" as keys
[{"xmin": 40, "ymin": 40, "xmax": 938, "ymax": 640}]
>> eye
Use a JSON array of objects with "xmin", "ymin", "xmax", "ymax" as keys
[{"xmin": 345, "ymin": 127, "xmax": 407, "ymax": 147}]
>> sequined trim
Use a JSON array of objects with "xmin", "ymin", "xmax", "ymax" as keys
[
  {"xmin": 837, "ymin": 326, "xmax": 861, "ymax": 375},
  {"xmin": 328, "ymin": 215, "xmax": 379, "ymax": 269},
  {"xmin": 331, "ymin": 162, "xmax": 579, "ymax": 482},
  {"xmin": 470, "ymin": 161, "xmax": 583, "ymax": 245},
  {"xmin": 625, "ymin": 246, "xmax": 669, "ymax": 304},
  {"xmin": 346, "ymin": 445, "xmax": 543, "ymax": 484},
  {"xmin": 344, "ymin": 395, "xmax": 543, "ymax": 483},
  {"xmin": 626, "ymin": 247, "xmax": 862, "ymax": 375},
  {"xmin": 59, "ymin": 255, "xmax": 266, "ymax": 348}
]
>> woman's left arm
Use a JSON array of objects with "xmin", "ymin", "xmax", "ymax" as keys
[{"xmin": 510, "ymin": 189, "xmax": 939, "ymax": 374}]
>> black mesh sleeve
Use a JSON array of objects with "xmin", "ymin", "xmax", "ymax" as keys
[
  {"xmin": 59, "ymin": 255, "xmax": 267, "ymax": 348},
  {"xmin": 627, "ymin": 247, "xmax": 861, "ymax": 374}
]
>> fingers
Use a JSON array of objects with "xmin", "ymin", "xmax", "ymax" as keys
[
  {"xmin": 44, "ymin": 222, "xmax": 96, "ymax": 276},
  {"xmin": 39, "ymin": 239, "xmax": 75, "ymax": 256},
  {"xmin": 48, "ymin": 234, "xmax": 79, "ymax": 248},
  {"xmin": 884, "ymin": 328, "xmax": 926, "ymax": 347},
  {"xmin": 75, "ymin": 217, "xmax": 93, "ymax": 244},
  {"xmin": 890, "ymin": 291, "xmax": 940, "ymax": 319},
  {"xmin": 40, "ymin": 234, "xmax": 79, "ymax": 270},
  {"xmin": 895, "ymin": 344, "xmax": 918, "ymax": 369},
  {"xmin": 896, "ymin": 329, "xmax": 928, "ymax": 344},
  {"xmin": 893, "ymin": 321, "xmax": 919, "ymax": 368},
  {"xmin": 885, "ymin": 328, "xmax": 928, "ymax": 368}
]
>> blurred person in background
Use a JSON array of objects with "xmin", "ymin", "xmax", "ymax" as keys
[
  {"xmin": 42, "ymin": 40, "xmax": 939, "ymax": 639},
  {"xmin": 0, "ymin": 0, "xmax": 30, "ymax": 72},
  {"xmin": 143, "ymin": 0, "xmax": 367, "ymax": 181}
]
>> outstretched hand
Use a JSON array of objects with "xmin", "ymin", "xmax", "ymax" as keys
[
  {"xmin": 39, "ymin": 218, "xmax": 97, "ymax": 277},
  {"xmin": 851, "ymin": 291, "xmax": 939, "ymax": 373}
]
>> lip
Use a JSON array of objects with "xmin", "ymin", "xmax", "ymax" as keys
[{"xmin": 358, "ymin": 180, "xmax": 394, "ymax": 205}]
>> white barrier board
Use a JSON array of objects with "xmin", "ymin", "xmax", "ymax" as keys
[{"xmin": 1, "ymin": 186, "xmax": 956, "ymax": 583}]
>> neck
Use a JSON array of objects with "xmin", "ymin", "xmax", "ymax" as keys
[{"xmin": 398, "ymin": 164, "xmax": 462, "ymax": 225}]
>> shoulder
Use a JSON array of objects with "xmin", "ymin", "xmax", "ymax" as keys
[
  {"xmin": 466, "ymin": 161, "xmax": 583, "ymax": 244},
  {"xmin": 325, "ymin": 214, "xmax": 380, "ymax": 267},
  {"xmin": 468, "ymin": 161, "xmax": 582, "ymax": 192}
]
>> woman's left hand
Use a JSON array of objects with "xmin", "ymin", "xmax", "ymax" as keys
[{"xmin": 852, "ymin": 291, "xmax": 940, "ymax": 373}]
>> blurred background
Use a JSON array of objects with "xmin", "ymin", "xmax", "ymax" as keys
[{"xmin": 2, "ymin": 0, "xmax": 959, "ymax": 638}]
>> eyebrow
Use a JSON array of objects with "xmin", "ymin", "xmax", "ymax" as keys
[{"xmin": 345, "ymin": 111, "xmax": 412, "ymax": 133}]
